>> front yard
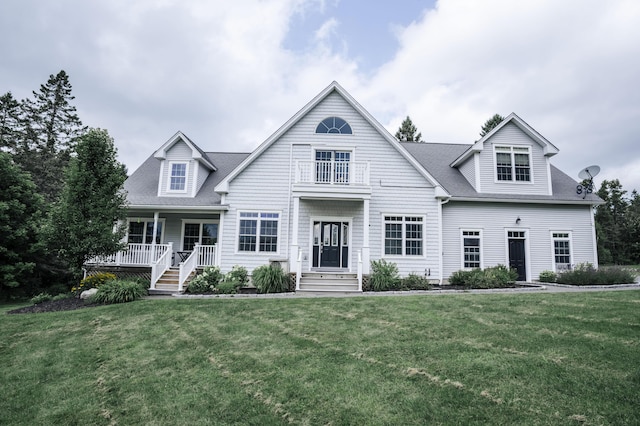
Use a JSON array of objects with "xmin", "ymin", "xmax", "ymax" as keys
[{"xmin": 2, "ymin": 291, "xmax": 639, "ymax": 425}]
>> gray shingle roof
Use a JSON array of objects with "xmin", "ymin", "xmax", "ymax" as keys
[
  {"xmin": 124, "ymin": 152, "xmax": 249, "ymax": 207},
  {"xmin": 401, "ymin": 142, "xmax": 601, "ymax": 203}
]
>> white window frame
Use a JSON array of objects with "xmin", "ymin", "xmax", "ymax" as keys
[
  {"xmin": 382, "ymin": 214, "xmax": 426, "ymax": 258},
  {"xmin": 236, "ymin": 211, "xmax": 281, "ymax": 255},
  {"xmin": 460, "ymin": 229, "xmax": 483, "ymax": 269},
  {"xmin": 493, "ymin": 145, "xmax": 533, "ymax": 184},
  {"xmin": 551, "ymin": 231, "xmax": 573, "ymax": 272},
  {"xmin": 126, "ymin": 218, "xmax": 165, "ymax": 244},
  {"xmin": 180, "ymin": 220, "xmax": 220, "ymax": 251},
  {"xmin": 167, "ymin": 161, "xmax": 189, "ymax": 193}
]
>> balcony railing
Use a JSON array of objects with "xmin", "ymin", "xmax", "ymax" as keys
[
  {"xmin": 296, "ymin": 161, "xmax": 369, "ymax": 186},
  {"xmin": 86, "ymin": 243, "xmax": 171, "ymax": 266}
]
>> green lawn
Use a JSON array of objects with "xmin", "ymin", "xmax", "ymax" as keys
[{"xmin": 2, "ymin": 292, "xmax": 639, "ymax": 425}]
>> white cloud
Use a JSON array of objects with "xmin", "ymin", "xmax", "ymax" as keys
[{"xmin": 1, "ymin": 0, "xmax": 638, "ymax": 192}]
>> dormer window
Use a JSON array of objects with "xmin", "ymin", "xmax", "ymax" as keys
[
  {"xmin": 169, "ymin": 162, "xmax": 188, "ymax": 192},
  {"xmin": 316, "ymin": 117, "xmax": 352, "ymax": 134},
  {"xmin": 495, "ymin": 146, "xmax": 531, "ymax": 182}
]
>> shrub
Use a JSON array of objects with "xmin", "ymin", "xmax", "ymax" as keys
[
  {"xmin": 538, "ymin": 270, "xmax": 557, "ymax": 283},
  {"xmin": 369, "ymin": 259, "xmax": 401, "ymax": 291},
  {"xmin": 52, "ymin": 293, "xmax": 73, "ymax": 301},
  {"xmin": 224, "ymin": 265, "xmax": 249, "ymax": 288},
  {"xmin": 91, "ymin": 280, "xmax": 146, "ymax": 304},
  {"xmin": 252, "ymin": 264, "xmax": 289, "ymax": 294},
  {"xmin": 187, "ymin": 266, "xmax": 224, "ymax": 294},
  {"xmin": 216, "ymin": 280, "xmax": 238, "ymax": 294},
  {"xmin": 73, "ymin": 272, "xmax": 117, "ymax": 296},
  {"xmin": 557, "ymin": 263, "xmax": 636, "ymax": 285},
  {"xmin": 447, "ymin": 265, "xmax": 517, "ymax": 289},
  {"xmin": 31, "ymin": 293, "xmax": 53, "ymax": 305},
  {"xmin": 402, "ymin": 273, "xmax": 432, "ymax": 290}
]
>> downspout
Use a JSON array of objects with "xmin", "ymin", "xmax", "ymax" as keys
[
  {"xmin": 590, "ymin": 203, "xmax": 598, "ymax": 268},
  {"xmin": 286, "ymin": 143, "xmax": 293, "ymax": 263},
  {"xmin": 438, "ymin": 194, "xmax": 451, "ymax": 285}
]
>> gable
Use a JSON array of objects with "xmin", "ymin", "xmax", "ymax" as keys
[{"xmin": 215, "ymin": 82, "xmax": 448, "ymax": 198}]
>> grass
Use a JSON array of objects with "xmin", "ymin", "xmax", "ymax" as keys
[{"xmin": 2, "ymin": 291, "xmax": 639, "ymax": 425}]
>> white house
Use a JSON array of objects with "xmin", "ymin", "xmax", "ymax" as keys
[{"xmin": 88, "ymin": 82, "xmax": 601, "ymax": 292}]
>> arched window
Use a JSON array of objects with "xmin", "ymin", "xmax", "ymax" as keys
[{"xmin": 315, "ymin": 117, "xmax": 352, "ymax": 134}]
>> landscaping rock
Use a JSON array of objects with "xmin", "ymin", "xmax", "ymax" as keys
[{"xmin": 80, "ymin": 288, "xmax": 98, "ymax": 299}]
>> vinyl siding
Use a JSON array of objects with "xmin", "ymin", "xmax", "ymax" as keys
[
  {"xmin": 478, "ymin": 123, "xmax": 550, "ymax": 195},
  {"xmin": 458, "ymin": 155, "xmax": 476, "ymax": 189},
  {"xmin": 195, "ymin": 162, "xmax": 209, "ymax": 194},
  {"xmin": 220, "ymin": 91, "xmax": 441, "ymax": 276},
  {"xmin": 442, "ymin": 202, "xmax": 596, "ymax": 280}
]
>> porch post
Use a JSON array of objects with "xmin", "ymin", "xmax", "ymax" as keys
[
  {"xmin": 362, "ymin": 199, "xmax": 370, "ymax": 274},
  {"xmin": 290, "ymin": 196, "xmax": 300, "ymax": 268},
  {"xmin": 151, "ymin": 211, "xmax": 159, "ymax": 263}
]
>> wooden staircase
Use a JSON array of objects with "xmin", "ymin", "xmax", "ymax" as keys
[
  {"xmin": 297, "ymin": 272, "xmax": 360, "ymax": 293},
  {"xmin": 149, "ymin": 268, "xmax": 188, "ymax": 295}
]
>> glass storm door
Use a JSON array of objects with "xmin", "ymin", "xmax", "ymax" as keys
[
  {"xmin": 508, "ymin": 231, "xmax": 526, "ymax": 281},
  {"xmin": 312, "ymin": 221, "xmax": 349, "ymax": 268}
]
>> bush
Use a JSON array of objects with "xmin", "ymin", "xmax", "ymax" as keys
[
  {"xmin": 448, "ymin": 265, "xmax": 518, "ymax": 289},
  {"xmin": 224, "ymin": 265, "xmax": 249, "ymax": 288},
  {"xmin": 73, "ymin": 272, "xmax": 117, "ymax": 296},
  {"xmin": 187, "ymin": 266, "xmax": 224, "ymax": 294},
  {"xmin": 557, "ymin": 263, "xmax": 636, "ymax": 285},
  {"xmin": 52, "ymin": 293, "xmax": 73, "ymax": 301},
  {"xmin": 402, "ymin": 273, "xmax": 432, "ymax": 290},
  {"xmin": 252, "ymin": 264, "xmax": 289, "ymax": 294},
  {"xmin": 369, "ymin": 259, "xmax": 401, "ymax": 291},
  {"xmin": 538, "ymin": 270, "xmax": 557, "ymax": 283},
  {"xmin": 30, "ymin": 293, "xmax": 53, "ymax": 305},
  {"xmin": 91, "ymin": 280, "xmax": 146, "ymax": 304},
  {"xmin": 216, "ymin": 280, "xmax": 238, "ymax": 294}
]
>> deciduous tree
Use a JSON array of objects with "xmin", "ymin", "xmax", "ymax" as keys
[
  {"xmin": 45, "ymin": 129, "xmax": 128, "ymax": 277},
  {"xmin": 0, "ymin": 153, "xmax": 45, "ymax": 298}
]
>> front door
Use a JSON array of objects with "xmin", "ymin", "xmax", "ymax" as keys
[
  {"xmin": 508, "ymin": 232, "xmax": 526, "ymax": 281},
  {"xmin": 312, "ymin": 221, "xmax": 349, "ymax": 269}
]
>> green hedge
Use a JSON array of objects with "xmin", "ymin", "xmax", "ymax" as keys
[
  {"xmin": 448, "ymin": 265, "xmax": 518, "ymax": 289},
  {"xmin": 556, "ymin": 263, "xmax": 636, "ymax": 285}
]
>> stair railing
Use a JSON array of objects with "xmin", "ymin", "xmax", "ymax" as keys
[
  {"xmin": 150, "ymin": 242, "xmax": 173, "ymax": 290},
  {"xmin": 179, "ymin": 243, "xmax": 199, "ymax": 292}
]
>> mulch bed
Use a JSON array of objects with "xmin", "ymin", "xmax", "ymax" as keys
[{"xmin": 7, "ymin": 298, "xmax": 98, "ymax": 315}]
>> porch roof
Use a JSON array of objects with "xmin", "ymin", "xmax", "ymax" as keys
[{"xmin": 124, "ymin": 152, "xmax": 249, "ymax": 207}]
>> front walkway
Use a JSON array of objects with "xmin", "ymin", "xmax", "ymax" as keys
[{"xmin": 146, "ymin": 281, "xmax": 640, "ymax": 300}]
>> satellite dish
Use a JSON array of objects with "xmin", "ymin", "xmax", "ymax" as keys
[{"xmin": 578, "ymin": 165, "xmax": 600, "ymax": 180}]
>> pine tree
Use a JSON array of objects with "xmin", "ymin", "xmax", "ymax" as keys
[
  {"xmin": 0, "ymin": 92, "xmax": 21, "ymax": 152},
  {"xmin": 479, "ymin": 113, "xmax": 505, "ymax": 137},
  {"xmin": 395, "ymin": 116, "xmax": 423, "ymax": 142},
  {"xmin": 45, "ymin": 129, "xmax": 128, "ymax": 277},
  {"xmin": 14, "ymin": 70, "xmax": 86, "ymax": 202}
]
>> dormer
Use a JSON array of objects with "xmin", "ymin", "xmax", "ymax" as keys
[
  {"xmin": 450, "ymin": 113, "xmax": 559, "ymax": 196},
  {"xmin": 154, "ymin": 131, "xmax": 216, "ymax": 197}
]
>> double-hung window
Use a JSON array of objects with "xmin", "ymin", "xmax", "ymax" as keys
[
  {"xmin": 495, "ymin": 146, "xmax": 531, "ymax": 182},
  {"xmin": 552, "ymin": 232, "xmax": 572, "ymax": 271},
  {"xmin": 384, "ymin": 216, "xmax": 424, "ymax": 256},
  {"xmin": 169, "ymin": 162, "xmax": 187, "ymax": 191},
  {"xmin": 238, "ymin": 212, "xmax": 279, "ymax": 253},
  {"xmin": 462, "ymin": 230, "xmax": 482, "ymax": 269}
]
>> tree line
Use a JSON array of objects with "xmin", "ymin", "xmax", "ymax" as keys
[{"xmin": 1, "ymin": 71, "xmax": 127, "ymax": 299}]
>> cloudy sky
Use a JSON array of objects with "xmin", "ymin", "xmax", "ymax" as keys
[{"xmin": 2, "ymin": 0, "xmax": 640, "ymax": 193}]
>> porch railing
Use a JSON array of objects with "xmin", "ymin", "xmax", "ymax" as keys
[
  {"xmin": 179, "ymin": 244, "xmax": 218, "ymax": 291},
  {"xmin": 357, "ymin": 250, "xmax": 363, "ymax": 292},
  {"xmin": 296, "ymin": 161, "xmax": 369, "ymax": 185},
  {"xmin": 86, "ymin": 243, "xmax": 171, "ymax": 266},
  {"xmin": 151, "ymin": 242, "xmax": 173, "ymax": 290}
]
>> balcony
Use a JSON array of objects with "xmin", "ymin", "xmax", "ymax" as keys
[{"xmin": 293, "ymin": 160, "xmax": 372, "ymax": 200}]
